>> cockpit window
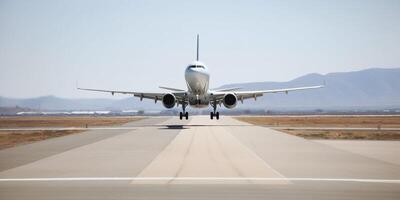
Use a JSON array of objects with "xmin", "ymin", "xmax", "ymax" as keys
[{"xmin": 189, "ymin": 65, "xmax": 205, "ymax": 69}]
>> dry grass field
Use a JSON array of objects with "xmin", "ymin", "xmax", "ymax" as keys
[
  {"xmin": 0, "ymin": 130, "xmax": 81, "ymax": 150},
  {"xmin": 235, "ymin": 116, "xmax": 400, "ymax": 140},
  {"xmin": 0, "ymin": 116, "xmax": 143, "ymax": 149},
  {"xmin": 278, "ymin": 129, "xmax": 400, "ymax": 140},
  {"xmin": 235, "ymin": 116, "xmax": 400, "ymax": 128},
  {"xmin": 0, "ymin": 116, "xmax": 143, "ymax": 128}
]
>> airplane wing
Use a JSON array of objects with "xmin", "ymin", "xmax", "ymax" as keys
[
  {"xmin": 210, "ymin": 85, "xmax": 324, "ymax": 103},
  {"xmin": 77, "ymin": 87, "xmax": 187, "ymax": 104}
]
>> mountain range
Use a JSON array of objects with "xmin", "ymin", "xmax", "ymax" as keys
[{"xmin": 1, "ymin": 68, "xmax": 399, "ymax": 111}]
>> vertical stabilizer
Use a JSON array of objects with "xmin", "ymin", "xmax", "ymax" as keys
[{"xmin": 196, "ymin": 34, "xmax": 199, "ymax": 61}]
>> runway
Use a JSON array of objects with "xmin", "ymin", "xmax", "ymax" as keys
[{"xmin": 0, "ymin": 116, "xmax": 399, "ymax": 199}]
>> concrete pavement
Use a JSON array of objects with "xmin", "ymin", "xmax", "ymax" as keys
[
  {"xmin": 315, "ymin": 140, "xmax": 400, "ymax": 166},
  {"xmin": 0, "ymin": 116, "xmax": 399, "ymax": 199}
]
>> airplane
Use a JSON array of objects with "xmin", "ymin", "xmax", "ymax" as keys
[{"xmin": 78, "ymin": 35, "xmax": 324, "ymax": 120}]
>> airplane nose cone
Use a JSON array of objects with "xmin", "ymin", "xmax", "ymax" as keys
[
  {"xmin": 185, "ymin": 68, "xmax": 209, "ymax": 94},
  {"xmin": 185, "ymin": 68, "xmax": 208, "ymax": 80}
]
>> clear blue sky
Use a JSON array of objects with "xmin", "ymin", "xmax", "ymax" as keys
[{"xmin": 1, "ymin": 0, "xmax": 399, "ymax": 98}]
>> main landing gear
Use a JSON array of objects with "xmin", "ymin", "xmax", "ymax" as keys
[
  {"xmin": 210, "ymin": 111, "xmax": 219, "ymax": 120},
  {"xmin": 210, "ymin": 103, "xmax": 219, "ymax": 120},
  {"xmin": 179, "ymin": 104, "xmax": 189, "ymax": 120},
  {"xmin": 179, "ymin": 112, "xmax": 188, "ymax": 120}
]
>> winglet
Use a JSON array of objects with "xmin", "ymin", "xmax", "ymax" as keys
[{"xmin": 196, "ymin": 34, "xmax": 199, "ymax": 61}]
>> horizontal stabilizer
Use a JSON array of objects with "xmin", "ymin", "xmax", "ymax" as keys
[
  {"xmin": 159, "ymin": 86, "xmax": 185, "ymax": 92},
  {"xmin": 213, "ymin": 87, "xmax": 242, "ymax": 92}
]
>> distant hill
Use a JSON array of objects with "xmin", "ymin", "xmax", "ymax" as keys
[
  {"xmin": 0, "ymin": 96, "xmax": 160, "ymax": 111},
  {"xmin": 218, "ymin": 68, "xmax": 400, "ymax": 110},
  {"xmin": 0, "ymin": 68, "xmax": 399, "ymax": 111}
]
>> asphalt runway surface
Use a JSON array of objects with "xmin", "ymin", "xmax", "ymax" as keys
[{"xmin": 0, "ymin": 116, "xmax": 399, "ymax": 199}]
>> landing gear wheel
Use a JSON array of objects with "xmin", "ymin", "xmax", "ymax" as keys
[
  {"xmin": 185, "ymin": 112, "xmax": 189, "ymax": 120},
  {"xmin": 179, "ymin": 112, "xmax": 183, "ymax": 120},
  {"xmin": 210, "ymin": 112, "xmax": 214, "ymax": 120},
  {"xmin": 216, "ymin": 112, "xmax": 220, "ymax": 120}
]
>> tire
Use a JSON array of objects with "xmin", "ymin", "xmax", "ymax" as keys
[
  {"xmin": 210, "ymin": 112, "xmax": 213, "ymax": 120},
  {"xmin": 185, "ymin": 112, "xmax": 189, "ymax": 120},
  {"xmin": 216, "ymin": 112, "xmax": 220, "ymax": 120},
  {"xmin": 179, "ymin": 112, "xmax": 183, "ymax": 120}
]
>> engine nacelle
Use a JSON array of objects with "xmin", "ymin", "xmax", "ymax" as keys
[
  {"xmin": 162, "ymin": 93, "xmax": 176, "ymax": 109},
  {"xmin": 223, "ymin": 93, "xmax": 237, "ymax": 109}
]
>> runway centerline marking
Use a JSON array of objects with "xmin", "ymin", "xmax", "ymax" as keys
[
  {"xmin": 131, "ymin": 117, "xmax": 289, "ymax": 184},
  {"xmin": 0, "ymin": 177, "xmax": 399, "ymax": 184}
]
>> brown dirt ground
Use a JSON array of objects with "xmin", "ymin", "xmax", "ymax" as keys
[
  {"xmin": 0, "ymin": 130, "xmax": 82, "ymax": 150},
  {"xmin": 0, "ymin": 116, "xmax": 143, "ymax": 149},
  {"xmin": 278, "ymin": 129, "xmax": 400, "ymax": 140},
  {"xmin": 235, "ymin": 116, "xmax": 400, "ymax": 128},
  {"xmin": 235, "ymin": 116, "xmax": 400, "ymax": 140},
  {"xmin": 0, "ymin": 116, "xmax": 143, "ymax": 128}
]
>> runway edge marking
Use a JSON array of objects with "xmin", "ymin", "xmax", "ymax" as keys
[{"xmin": 0, "ymin": 177, "xmax": 399, "ymax": 183}]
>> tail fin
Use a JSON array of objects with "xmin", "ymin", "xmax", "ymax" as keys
[{"xmin": 196, "ymin": 34, "xmax": 199, "ymax": 61}]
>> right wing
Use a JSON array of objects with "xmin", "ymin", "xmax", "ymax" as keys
[
  {"xmin": 209, "ymin": 84, "xmax": 324, "ymax": 104},
  {"xmin": 77, "ymin": 87, "xmax": 187, "ymax": 104},
  {"xmin": 234, "ymin": 85, "xmax": 324, "ymax": 99}
]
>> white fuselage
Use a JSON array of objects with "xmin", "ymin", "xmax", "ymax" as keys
[{"xmin": 184, "ymin": 61, "xmax": 210, "ymax": 108}]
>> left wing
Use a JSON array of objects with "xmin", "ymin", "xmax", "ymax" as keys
[
  {"xmin": 77, "ymin": 87, "xmax": 187, "ymax": 104},
  {"xmin": 210, "ymin": 84, "xmax": 324, "ymax": 103}
]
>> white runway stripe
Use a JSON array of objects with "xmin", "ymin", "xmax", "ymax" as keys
[
  {"xmin": 0, "ymin": 126, "xmax": 248, "ymax": 131},
  {"xmin": 2, "ymin": 127, "xmax": 400, "ymax": 132},
  {"xmin": 0, "ymin": 177, "xmax": 399, "ymax": 183}
]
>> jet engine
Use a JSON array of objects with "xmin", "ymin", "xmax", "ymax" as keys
[
  {"xmin": 223, "ymin": 93, "xmax": 237, "ymax": 109},
  {"xmin": 162, "ymin": 93, "xmax": 176, "ymax": 109}
]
